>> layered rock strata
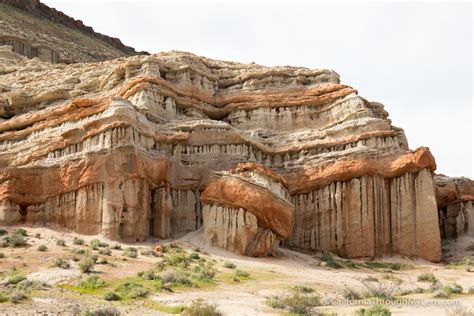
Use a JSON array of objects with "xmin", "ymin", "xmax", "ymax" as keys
[
  {"xmin": 0, "ymin": 47, "xmax": 442, "ymax": 260},
  {"xmin": 200, "ymin": 163, "xmax": 294, "ymax": 256},
  {"xmin": 435, "ymin": 175, "xmax": 474, "ymax": 239},
  {"xmin": 0, "ymin": 1, "xmax": 147, "ymax": 63}
]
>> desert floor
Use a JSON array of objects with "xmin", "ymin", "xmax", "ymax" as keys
[{"xmin": 0, "ymin": 226, "xmax": 473, "ymax": 315}]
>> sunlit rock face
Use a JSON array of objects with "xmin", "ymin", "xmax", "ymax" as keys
[
  {"xmin": 0, "ymin": 48, "xmax": 442, "ymax": 260},
  {"xmin": 200, "ymin": 162, "xmax": 294, "ymax": 256}
]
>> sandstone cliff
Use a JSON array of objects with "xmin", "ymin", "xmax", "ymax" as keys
[
  {"xmin": 0, "ymin": 44, "xmax": 443, "ymax": 260},
  {"xmin": 435, "ymin": 175, "xmax": 474, "ymax": 240}
]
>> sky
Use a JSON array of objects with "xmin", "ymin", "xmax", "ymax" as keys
[{"xmin": 44, "ymin": 0, "xmax": 473, "ymax": 178}]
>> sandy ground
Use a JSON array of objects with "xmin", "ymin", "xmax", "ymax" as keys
[{"xmin": 0, "ymin": 226, "xmax": 473, "ymax": 315}]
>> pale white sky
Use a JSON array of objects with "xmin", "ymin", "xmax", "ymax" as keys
[{"xmin": 44, "ymin": 0, "xmax": 473, "ymax": 178}]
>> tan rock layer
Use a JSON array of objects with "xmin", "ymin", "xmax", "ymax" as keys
[
  {"xmin": 285, "ymin": 147, "xmax": 436, "ymax": 193},
  {"xmin": 200, "ymin": 174, "xmax": 294, "ymax": 238}
]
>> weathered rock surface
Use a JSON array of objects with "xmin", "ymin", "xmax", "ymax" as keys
[
  {"xmin": 435, "ymin": 175, "xmax": 474, "ymax": 239},
  {"xmin": 200, "ymin": 163, "xmax": 294, "ymax": 256},
  {"xmin": 0, "ymin": 37, "xmax": 444, "ymax": 260},
  {"xmin": 0, "ymin": 1, "xmax": 147, "ymax": 63}
]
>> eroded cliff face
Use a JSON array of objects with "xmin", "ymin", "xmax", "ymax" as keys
[
  {"xmin": 200, "ymin": 163, "xmax": 294, "ymax": 256},
  {"xmin": 435, "ymin": 175, "xmax": 474, "ymax": 240},
  {"xmin": 0, "ymin": 47, "xmax": 442, "ymax": 260}
]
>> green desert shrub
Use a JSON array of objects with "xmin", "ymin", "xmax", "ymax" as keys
[
  {"xmin": 37, "ymin": 244, "xmax": 47, "ymax": 252},
  {"xmin": 444, "ymin": 283, "xmax": 463, "ymax": 294},
  {"xmin": 160, "ymin": 269, "xmax": 193, "ymax": 286},
  {"xmin": 99, "ymin": 247, "xmax": 112, "ymax": 256},
  {"xmin": 78, "ymin": 257, "xmax": 95, "ymax": 273},
  {"xmin": 192, "ymin": 264, "xmax": 215, "ymax": 282},
  {"xmin": 138, "ymin": 269, "xmax": 158, "ymax": 281},
  {"xmin": 71, "ymin": 247, "xmax": 85, "ymax": 255},
  {"xmin": 123, "ymin": 247, "xmax": 138, "ymax": 258},
  {"xmin": 73, "ymin": 237, "xmax": 85, "ymax": 245},
  {"xmin": 187, "ymin": 252, "xmax": 200, "ymax": 260},
  {"xmin": 56, "ymin": 239, "xmax": 66, "ymax": 246},
  {"xmin": 0, "ymin": 252, "xmax": 5, "ymax": 259},
  {"xmin": 12, "ymin": 228, "xmax": 27, "ymax": 236},
  {"xmin": 9, "ymin": 291, "xmax": 26, "ymax": 303},
  {"xmin": 356, "ymin": 304, "xmax": 391, "ymax": 316},
  {"xmin": 292, "ymin": 285, "xmax": 314, "ymax": 293},
  {"xmin": 267, "ymin": 292, "xmax": 320, "ymax": 315},
  {"xmin": 234, "ymin": 269, "xmax": 250, "ymax": 278},
  {"xmin": 0, "ymin": 293, "xmax": 7, "ymax": 303},
  {"xmin": 417, "ymin": 272, "xmax": 437, "ymax": 283},
  {"xmin": 80, "ymin": 307, "xmax": 120, "ymax": 316},
  {"xmin": 104, "ymin": 291, "xmax": 121, "ymax": 301},
  {"xmin": 321, "ymin": 252, "xmax": 343, "ymax": 269},
  {"xmin": 8, "ymin": 233, "xmax": 26, "ymax": 247},
  {"xmin": 53, "ymin": 258, "xmax": 70, "ymax": 269},
  {"xmin": 223, "ymin": 261, "xmax": 236, "ymax": 269},
  {"xmin": 183, "ymin": 299, "xmax": 222, "ymax": 316},
  {"xmin": 116, "ymin": 281, "xmax": 149, "ymax": 299},
  {"xmin": 8, "ymin": 274, "xmax": 26, "ymax": 285},
  {"xmin": 0, "ymin": 229, "xmax": 7, "ymax": 236},
  {"xmin": 78, "ymin": 275, "xmax": 106, "ymax": 290}
]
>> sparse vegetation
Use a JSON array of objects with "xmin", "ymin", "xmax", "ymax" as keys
[
  {"xmin": 223, "ymin": 261, "xmax": 236, "ymax": 269},
  {"xmin": 77, "ymin": 275, "xmax": 106, "ymax": 291},
  {"xmin": 234, "ymin": 269, "xmax": 250, "ymax": 278},
  {"xmin": 78, "ymin": 257, "xmax": 95, "ymax": 273},
  {"xmin": 98, "ymin": 247, "xmax": 112, "ymax": 256},
  {"xmin": 7, "ymin": 233, "xmax": 26, "ymax": 247},
  {"xmin": 321, "ymin": 252, "xmax": 343, "ymax": 269},
  {"xmin": 81, "ymin": 306, "xmax": 121, "ymax": 316},
  {"xmin": 53, "ymin": 257, "xmax": 70, "ymax": 269},
  {"xmin": 90, "ymin": 239, "xmax": 108, "ymax": 250},
  {"xmin": 115, "ymin": 281, "xmax": 149, "ymax": 299},
  {"xmin": 292, "ymin": 285, "xmax": 314, "ymax": 293},
  {"xmin": 56, "ymin": 239, "xmax": 66, "ymax": 246},
  {"xmin": 160, "ymin": 269, "xmax": 193, "ymax": 286},
  {"xmin": 360, "ymin": 278, "xmax": 399, "ymax": 300},
  {"xmin": 356, "ymin": 304, "xmax": 391, "ymax": 316},
  {"xmin": 343, "ymin": 286, "xmax": 362, "ymax": 300},
  {"xmin": 34, "ymin": 233, "xmax": 41, "ymax": 238},
  {"xmin": 188, "ymin": 252, "xmax": 200, "ymax": 260},
  {"xmin": 9, "ymin": 291, "xmax": 26, "ymax": 303},
  {"xmin": 444, "ymin": 283, "xmax": 463, "ymax": 295},
  {"xmin": 183, "ymin": 299, "xmax": 222, "ymax": 316},
  {"xmin": 104, "ymin": 291, "xmax": 121, "ymax": 301},
  {"xmin": 12, "ymin": 228, "xmax": 27, "ymax": 236},
  {"xmin": 417, "ymin": 272, "xmax": 437, "ymax": 283},
  {"xmin": 37, "ymin": 244, "xmax": 48, "ymax": 252},
  {"xmin": 123, "ymin": 247, "xmax": 138, "ymax": 258},
  {"xmin": 8, "ymin": 274, "xmax": 26, "ymax": 285},
  {"xmin": 71, "ymin": 247, "xmax": 85, "ymax": 254},
  {"xmin": 0, "ymin": 252, "xmax": 5, "ymax": 259},
  {"xmin": 73, "ymin": 237, "xmax": 85, "ymax": 245},
  {"xmin": 0, "ymin": 229, "xmax": 7, "ymax": 236},
  {"xmin": 266, "ymin": 290, "xmax": 320, "ymax": 315}
]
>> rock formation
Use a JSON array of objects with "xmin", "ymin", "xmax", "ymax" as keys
[
  {"xmin": 200, "ymin": 163, "xmax": 294, "ymax": 256},
  {"xmin": 435, "ymin": 175, "xmax": 474, "ymax": 239},
  {"xmin": 0, "ymin": 1, "xmax": 147, "ymax": 63},
  {"xmin": 0, "ymin": 2, "xmax": 451, "ymax": 261},
  {"xmin": 0, "ymin": 47, "xmax": 443, "ymax": 261}
]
